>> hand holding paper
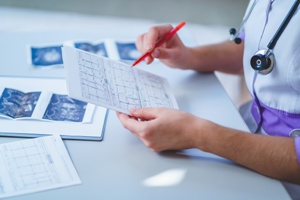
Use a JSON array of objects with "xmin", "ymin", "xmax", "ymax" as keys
[{"xmin": 62, "ymin": 46, "xmax": 178, "ymax": 115}]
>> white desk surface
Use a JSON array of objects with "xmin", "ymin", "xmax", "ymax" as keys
[{"xmin": 0, "ymin": 8, "xmax": 291, "ymax": 199}]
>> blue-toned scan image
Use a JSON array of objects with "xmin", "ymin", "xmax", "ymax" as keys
[
  {"xmin": 74, "ymin": 42, "xmax": 94, "ymax": 53},
  {"xmin": 94, "ymin": 42, "xmax": 108, "ymax": 57},
  {"xmin": 43, "ymin": 94, "xmax": 87, "ymax": 122},
  {"xmin": 31, "ymin": 46, "xmax": 63, "ymax": 66},
  {"xmin": 0, "ymin": 88, "xmax": 41, "ymax": 118},
  {"xmin": 0, "ymin": 88, "xmax": 24, "ymax": 118},
  {"xmin": 16, "ymin": 92, "xmax": 41, "ymax": 118},
  {"xmin": 116, "ymin": 42, "xmax": 141, "ymax": 60},
  {"xmin": 75, "ymin": 42, "xmax": 108, "ymax": 57}
]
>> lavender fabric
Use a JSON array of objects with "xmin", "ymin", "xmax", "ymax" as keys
[
  {"xmin": 295, "ymin": 138, "xmax": 300, "ymax": 166},
  {"xmin": 251, "ymin": 98, "xmax": 300, "ymax": 137},
  {"xmin": 251, "ymin": 98, "xmax": 300, "ymax": 166}
]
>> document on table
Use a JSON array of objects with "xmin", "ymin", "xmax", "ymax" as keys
[
  {"xmin": 0, "ymin": 135, "xmax": 81, "ymax": 199},
  {"xmin": 62, "ymin": 45, "xmax": 178, "ymax": 115},
  {"xmin": 0, "ymin": 76, "xmax": 107, "ymax": 141}
]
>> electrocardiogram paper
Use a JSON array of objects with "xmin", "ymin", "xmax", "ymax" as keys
[
  {"xmin": 0, "ymin": 135, "xmax": 81, "ymax": 199},
  {"xmin": 62, "ymin": 46, "xmax": 178, "ymax": 114}
]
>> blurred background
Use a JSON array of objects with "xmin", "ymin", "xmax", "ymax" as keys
[
  {"xmin": 0, "ymin": 0, "xmax": 251, "ymax": 106},
  {"xmin": 0, "ymin": 0, "xmax": 249, "ymax": 27}
]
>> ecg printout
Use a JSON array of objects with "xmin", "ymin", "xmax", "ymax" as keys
[
  {"xmin": 0, "ymin": 135, "xmax": 81, "ymax": 199},
  {"xmin": 62, "ymin": 46, "xmax": 178, "ymax": 114}
]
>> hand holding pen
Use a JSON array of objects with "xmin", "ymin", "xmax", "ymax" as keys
[{"xmin": 132, "ymin": 21, "xmax": 186, "ymax": 67}]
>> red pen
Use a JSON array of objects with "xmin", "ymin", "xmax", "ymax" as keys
[{"xmin": 132, "ymin": 21, "xmax": 186, "ymax": 67}]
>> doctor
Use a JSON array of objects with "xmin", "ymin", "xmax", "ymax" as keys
[{"xmin": 117, "ymin": 0, "xmax": 300, "ymax": 194}]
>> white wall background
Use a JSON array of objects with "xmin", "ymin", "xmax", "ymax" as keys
[
  {"xmin": 0, "ymin": 0, "xmax": 252, "ymax": 106},
  {"xmin": 0, "ymin": 0, "xmax": 249, "ymax": 27}
]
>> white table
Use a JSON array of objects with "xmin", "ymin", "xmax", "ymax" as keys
[
  {"xmin": 0, "ymin": 29, "xmax": 291, "ymax": 199},
  {"xmin": 0, "ymin": 6, "xmax": 292, "ymax": 199}
]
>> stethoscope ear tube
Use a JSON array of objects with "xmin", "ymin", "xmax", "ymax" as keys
[
  {"xmin": 231, "ymin": 0, "xmax": 300, "ymax": 74},
  {"xmin": 229, "ymin": 0, "xmax": 259, "ymax": 44},
  {"xmin": 267, "ymin": 0, "xmax": 300, "ymax": 50}
]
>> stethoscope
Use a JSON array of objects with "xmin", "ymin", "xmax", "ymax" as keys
[{"xmin": 230, "ymin": 0, "xmax": 300, "ymax": 75}]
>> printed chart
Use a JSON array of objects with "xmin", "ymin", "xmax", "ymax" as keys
[
  {"xmin": 0, "ymin": 136, "xmax": 81, "ymax": 198},
  {"xmin": 64, "ymin": 46, "xmax": 178, "ymax": 114}
]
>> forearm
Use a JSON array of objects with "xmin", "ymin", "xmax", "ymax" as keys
[
  {"xmin": 197, "ymin": 122, "xmax": 300, "ymax": 184},
  {"xmin": 186, "ymin": 40, "xmax": 244, "ymax": 75}
]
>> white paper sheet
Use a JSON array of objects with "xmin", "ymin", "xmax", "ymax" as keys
[
  {"xmin": 62, "ymin": 46, "xmax": 178, "ymax": 115},
  {"xmin": 0, "ymin": 135, "xmax": 81, "ymax": 199}
]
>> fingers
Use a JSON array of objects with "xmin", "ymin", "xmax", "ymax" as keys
[
  {"xmin": 146, "ymin": 24, "xmax": 173, "ymax": 51},
  {"xmin": 116, "ymin": 112, "xmax": 141, "ymax": 132},
  {"xmin": 135, "ymin": 24, "xmax": 174, "ymax": 65},
  {"xmin": 135, "ymin": 34, "xmax": 146, "ymax": 53},
  {"xmin": 151, "ymin": 47, "xmax": 177, "ymax": 60},
  {"xmin": 130, "ymin": 107, "xmax": 160, "ymax": 120},
  {"xmin": 117, "ymin": 108, "xmax": 189, "ymax": 152},
  {"xmin": 136, "ymin": 34, "xmax": 154, "ymax": 64},
  {"xmin": 116, "ymin": 108, "xmax": 161, "ymax": 134}
]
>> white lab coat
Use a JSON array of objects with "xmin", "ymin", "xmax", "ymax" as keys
[{"xmin": 240, "ymin": 0, "xmax": 300, "ymax": 199}]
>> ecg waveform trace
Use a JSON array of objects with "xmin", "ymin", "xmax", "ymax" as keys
[
  {"xmin": 135, "ymin": 70, "xmax": 173, "ymax": 108},
  {"xmin": 76, "ymin": 50, "xmax": 175, "ymax": 113}
]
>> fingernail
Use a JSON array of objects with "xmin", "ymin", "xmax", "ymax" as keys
[
  {"xmin": 153, "ymin": 49, "xmax": 160, "ymax": 58},
  {"xmin": 145, "ymin": 57, "xmax": 151, "ymax": 64}
]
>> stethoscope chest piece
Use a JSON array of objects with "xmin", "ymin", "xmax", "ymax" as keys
[
  {"xmin": 231, "ymin": 0, "xmax": 300, "ymax": 75},
  {"xmin": 290, "ymin": 129, "xmax": 300, "ymax": 138},
  {"xmin": 250, "ymin": 50, "xmax": 275, "ymax": 75}
]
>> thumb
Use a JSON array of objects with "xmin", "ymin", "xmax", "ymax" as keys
[
  {"xmin": 152, "ymin": 48, "xmax": 178, "ymax": 60},
  {"xmin": 130, "ymin": 107, "xmax": 160, "ymax": 120}
]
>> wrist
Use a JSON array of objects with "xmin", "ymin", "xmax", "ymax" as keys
[
  {"xmin": 184, "ymin": 47, "xmax": 202, "ymax": 70},
  {"xmin": 185, "ymin": 46, "xmax": 214, "ymax": 72},
  {"xmin": 190, "ymin": 119, "xmax": 217, "ymax": 152}
]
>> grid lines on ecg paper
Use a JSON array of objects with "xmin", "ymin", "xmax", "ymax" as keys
[
  {"xmin": 136, "ymin": 70, "xmax": 173, "ymax": 108},
  {"xmin": 107, "ymin": 59, "xmax": 141, "ymax": 111},
  {"xmin": 77, "ymin": 51, "xmax": 142, "ymax": 111},
  {"xmin": 76, "ymin": 50, "xmax": 174, "ymax": 112},
  {"xmin": 1, "ymin": 140, "xmax": 59, "ymax": 191},
  {"xmin": 78, "ymin": 51, "xmax": 111, "ymax": 105}
]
